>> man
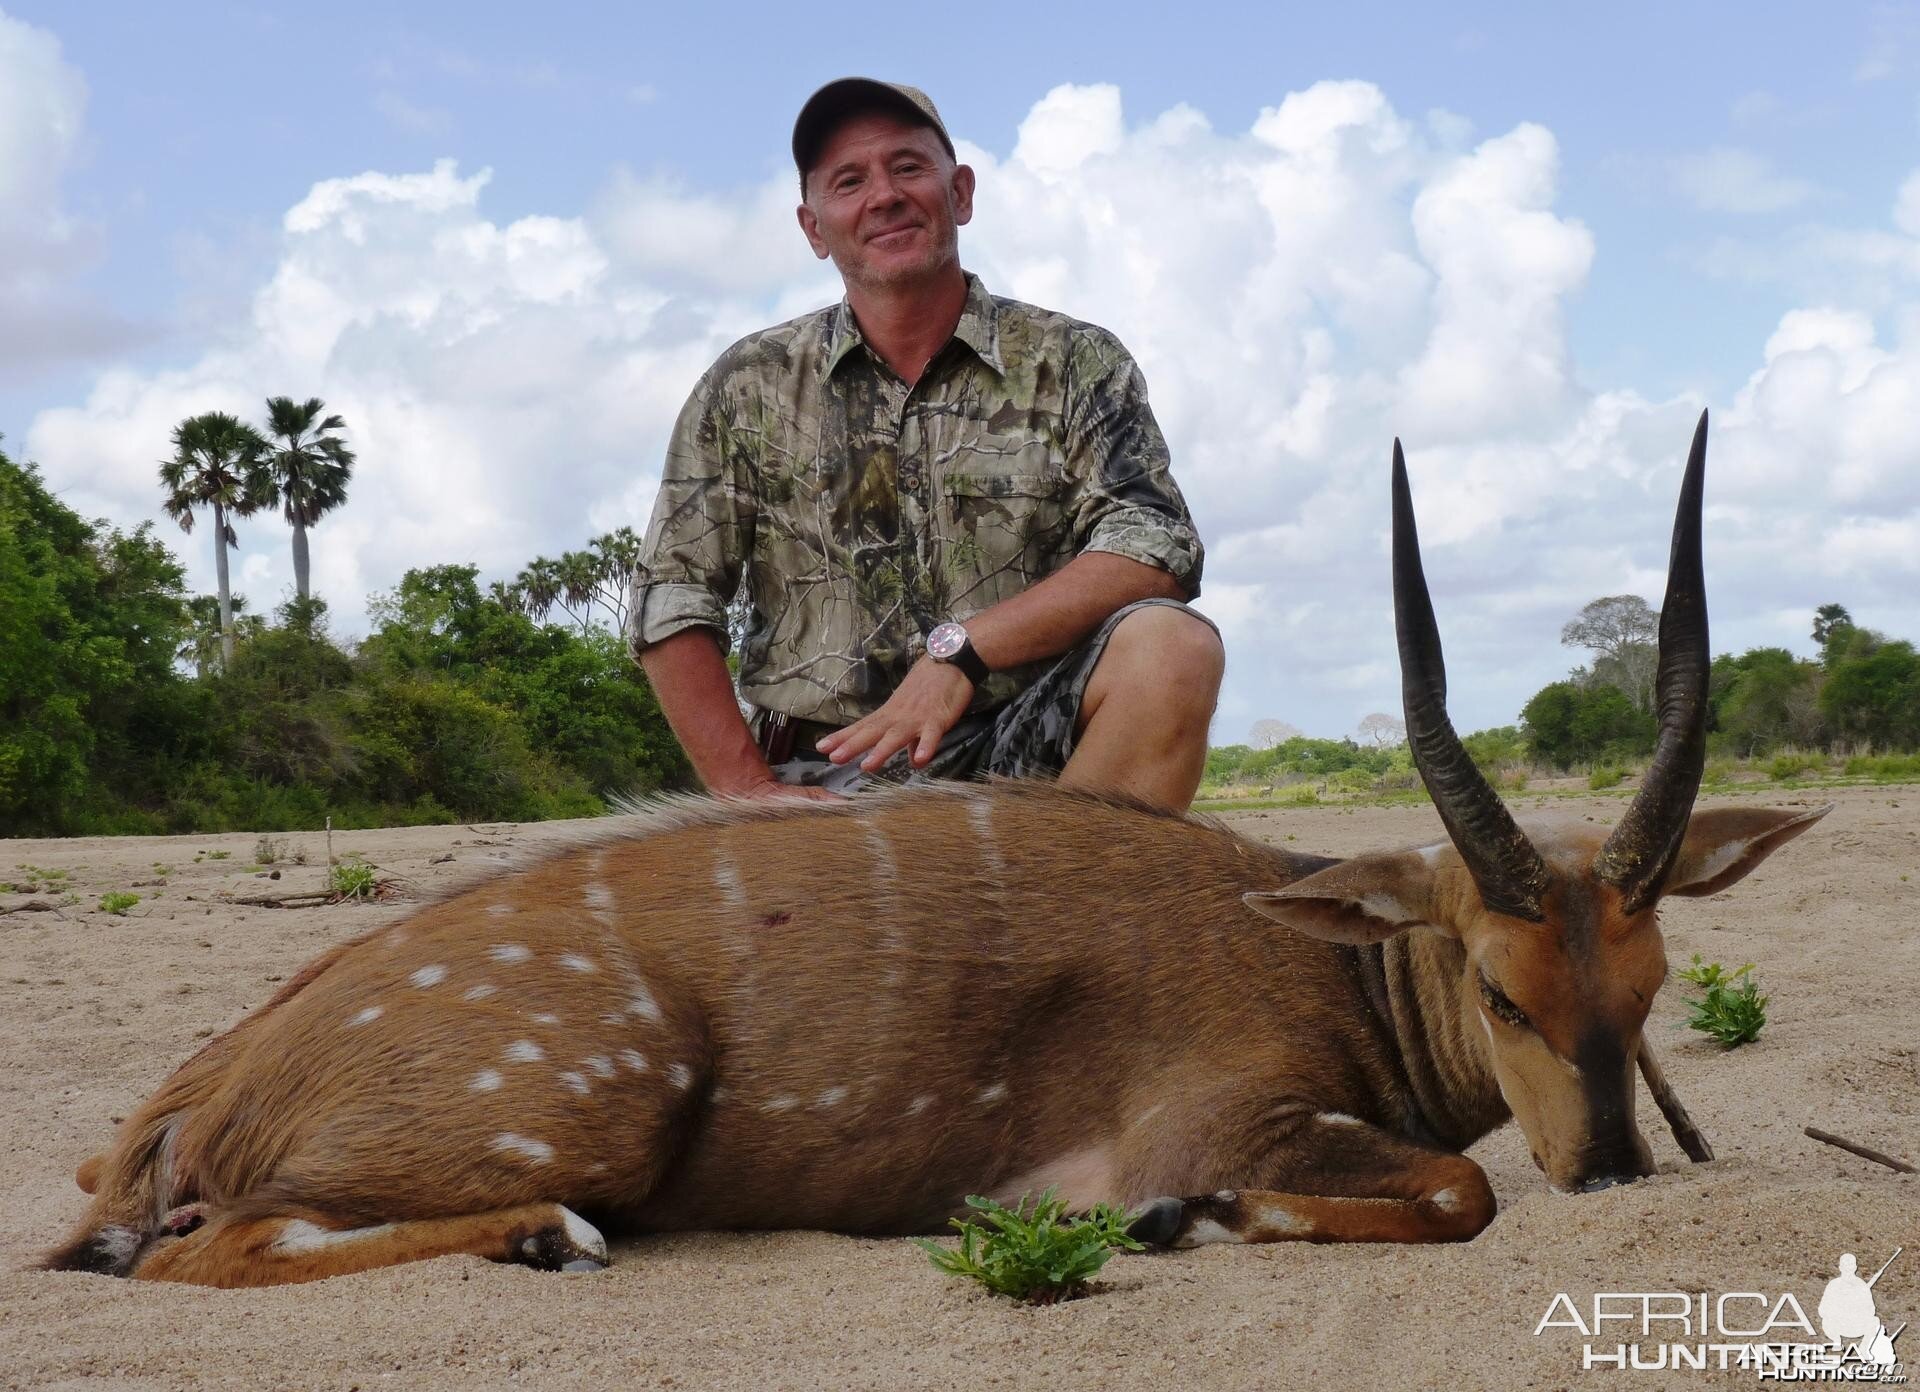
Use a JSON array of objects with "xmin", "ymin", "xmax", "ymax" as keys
[{"xmin": 630, "ymin": 78, "xmax": 1222, "ymax": 810}]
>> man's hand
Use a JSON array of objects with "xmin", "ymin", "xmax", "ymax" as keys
[
  {"xmin": 816, "ymin": 657, "xmax": 974, "ymax": 772},
  {"xmin": 707, "ymin": 775, "xmax": 843, "ymax": 803}
]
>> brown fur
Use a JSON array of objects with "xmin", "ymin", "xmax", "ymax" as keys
[{"xmin": 42, "ymin": 781, "xmax": 1824, "ymax": 1285}]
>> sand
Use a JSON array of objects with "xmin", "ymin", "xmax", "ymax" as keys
[{"xmin": 3, "ymin": 786, "xmax": 1915, "ymax": 1391}]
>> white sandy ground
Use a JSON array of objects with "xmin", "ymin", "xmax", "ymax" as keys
[{"xmin": 1, "ymin": 786, "xmax": 1915, "ymax": 1391}]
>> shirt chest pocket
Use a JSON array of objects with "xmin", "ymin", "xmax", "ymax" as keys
[{"xmin": 938, "ymin": 466, "xmax": 1077, "ymax": 612}]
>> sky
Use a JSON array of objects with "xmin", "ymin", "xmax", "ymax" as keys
[{"xmin": 3, "ymin": 1, "xmax": 1918, "ymax": 744}]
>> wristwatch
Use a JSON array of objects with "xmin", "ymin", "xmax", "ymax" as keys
[{"xmin": 926, "ymin": 621, "xmax": 989, "ymax": 685}]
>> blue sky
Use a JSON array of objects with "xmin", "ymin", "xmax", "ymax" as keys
[{"xmin": 5, "ymin": 3, "xmax": 1918, "ymax": 740}]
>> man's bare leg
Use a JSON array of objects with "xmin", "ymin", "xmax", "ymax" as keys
[{"xmin": 1061, "ymin": 605, "xmax": 1223, "ymax": 812}]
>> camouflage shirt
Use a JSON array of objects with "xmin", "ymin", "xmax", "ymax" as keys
[{"xmin": 629, "ymin": 273, "xmax": 1203, "ymax": 727}]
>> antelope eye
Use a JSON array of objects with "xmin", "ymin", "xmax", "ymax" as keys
[{"xmin": 1479, "ymin": 973, "xmax": 1530, "ymax": 1029}]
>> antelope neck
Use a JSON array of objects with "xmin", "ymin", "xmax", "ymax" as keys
[{"xmin": 1357, "ymin": 932, "xmax": 1510, "ymax": 1151}]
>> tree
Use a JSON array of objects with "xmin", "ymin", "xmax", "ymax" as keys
[
  {"xmin": 1709, "ymin": 647, "xmax": 1824, "ymax": 755},
  {"xmin": 159, "ymin": 412, "xmax": 273, "ymax": 672},
  {"xmin": 1561, "ymin": 595, "xmax": 1660, "ymax": 713},
  {"xmin": 1520, "ymin": 680, "xmax": 1657, "ymax": 770},
  {"xmin": 1820, "ymin": 640, "xmax": 1920, "ymax": 750},
  {"xmin": 261, "ymin": 396, "xmax": 355, "ymax": 602},
  {"xmin": 179, "ymin": 593, "xmax": 250, "ymax": 679},
  {"xmin": 1357, "ymin": 712, "xmax": 1405, "ymax": 747},
  {"xmin": 1247, "ymin": 718, "xmax": 1303, "ymax": 750},
  {"xmin": 1812, "ymin": 603, "xmax": 1853, "ymax": 649}
]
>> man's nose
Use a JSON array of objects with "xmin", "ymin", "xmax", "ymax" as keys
[{"xmin": 864, "ymin": 171, "xmax": 903, "ymax": 209}]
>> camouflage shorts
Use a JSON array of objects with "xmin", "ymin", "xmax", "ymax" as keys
[{"xmin": 770, "ymin": 598, "xmax": 1217, "ymax": 795}]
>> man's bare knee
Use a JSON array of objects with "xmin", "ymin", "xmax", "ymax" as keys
[{"xmin": 1102, "ymin": 606, "xmax": 1224, "ymax": 687}]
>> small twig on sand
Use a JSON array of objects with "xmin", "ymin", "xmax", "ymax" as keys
[
  {"xmin": 220, "ymin": 891, "xmax": 339, "ymax": 908},
  {"xmin": 1805, "ymin": 1127, "xmax": 1916, "ymax": 1174},
  {"xmin": 1638, "ymin": 1039, "xmax": 1714, "ymax": 1162},
  {"xmin": 1, "ymin": 899, "xmax": 67, "ymax": 917}
]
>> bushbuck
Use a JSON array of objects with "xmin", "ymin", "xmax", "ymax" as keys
[{"xmin": 45, "ymin": 412, "xmax": 1827, "ymax": 1288}]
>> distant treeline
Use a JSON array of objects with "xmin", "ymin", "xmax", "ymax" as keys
[
  {"xmin": 1, "ymin": 447, "xmax": 689, "ymax": 837},
  {"xmin": 1206, "ymin": 604, "xmax": 1918, "ymax": 793}
]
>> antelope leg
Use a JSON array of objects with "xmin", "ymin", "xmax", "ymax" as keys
[
  {"xmin": 1126, "ymin": 1115, "xmax": 1496, "ymax": 1246},
  {"xmin": 1638, "ymin": 1038, "xmax": 1713, "ymax": 1162}
]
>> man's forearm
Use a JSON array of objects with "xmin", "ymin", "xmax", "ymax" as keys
[
  {"xmin": 965, "ymin": 552, "xmax": 1187, "ymax": 671},
  {"xmin": 638, "ymin": 628, "xmax": 773, "ymax": 794}
]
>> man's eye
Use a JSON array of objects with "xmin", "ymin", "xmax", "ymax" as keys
[{"xmin": 1479, "ymin": 974, "xmax": 1529, "ymax": 1029}]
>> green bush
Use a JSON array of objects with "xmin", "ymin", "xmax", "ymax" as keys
[
  {"xmin": 1588, "ymin": 765, "xmax": 1626, "ymax": 791},
  {"xmin": 1522, "ymin": 681, "xmax": 1656, "ymax": 771},
  {"xmin": 917, "ymin": 1190, "xmax": 1143, "ymax": 1304},
  {"xmin": 98, "ymin": 891, "xmax": 139, "ymax": 915},
  {"xmin": 329, "ymin": 855, "xmax": 376, "ymax": 899},
  {"xmin": 1768, "ymin": 751, "xmax": 1821, "ymax": 781},
  {"xmin": 1677, "ymin": 955, "xmax": 1767, "ymax": 1048}
]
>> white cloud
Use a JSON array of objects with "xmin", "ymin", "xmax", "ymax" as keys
[
  {"xmin": 22, "ymin": 80, "xmax": 1920, "ymax": 740},
  {"xmin": 0, "ymin": 8, "xmax": 143, "ymax": 370},
  {"xmin": 1669, "ymin": 147, "xmax": 1818, "ymax": 214}
]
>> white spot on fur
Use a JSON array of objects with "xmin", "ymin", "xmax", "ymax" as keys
[
  {"xmin": 346, "ymin": 1006, "xmax": 382, "ymax": 1028},
  {"xmin": 559, "ymin": 1071, "xmax": 591, "ymax": 1095},
  {"xmin": 711, "ymin": 1087, "xmax": 729, "ymax": 1104},
  {"xmin": 713, "ymin": 854, "xmax": 748, "ymax": 909},
  {"xmin": 1431, "ymin": 1187, "xmax": 1462, "ymax": 1213},
  {"xmin": 583, "ymin": 883, "xmax": 615, "ymax": 910},
  {"xmin": 504, "ymin": 1040, "xmax": 544, "ymax": 1063},
  {"xmin": 533, "ymin": 1013, "xmax": 561, "ymax": 1026},
  {"xmin": 762, "ymin": 1094, "xmax": 798, "ymax": 1113},
  {"xmin": 463, "ymin": 983, "xmax": 497, "ymax": 1001},
  {"xmin": 599, "ymin": 1012, "xmax": 624, "ymax": 1026},
  {"xmin": 1358, "ymin": 892, "xmax": 1415, "ymax": 925},
  {"xmin": 274, "ymin": 1219, "xmax": 396, "ymax": 1253},
  {"xmin": 469, "ymin": 1069, "xmax": 503, "ymax": 1092},
  {"xmin": 489, "ymin": 944, "xmax": 531, "ymax": 964},
  {"xmin": 667, "ymin": 1063, "xmax": 693, "ymax": 1091},
  {"xmin": 618, "ymin": 1049, "xmax": 648, "ymax": 1072},
  {"xmin": 584, "ymin": 1055, "xmax": 615, "ymax": 1079},
  {"xmin": 906, "ymin": 1094, "xmax": 933, "ymax": 1116},
  {"xmin": 92, "ymin": 1225, "xmax": 142, "ymax": 1266},
  {"xmin": 410, "ymin": 964, "xmax": 447, "ymax": 989},
  {"xmin": 626, "ymin": 983, "xmax": 662, "ymax": 1022},
  {"xmin": 558, "ymin": 953, "xmax": 596, "ymax": 974},
  {"xmin": 1180, "ymin": 1217, "xmax": 1237, "ymax": 1247},
  {"xmin": 484, "ymin": 903, "xmax": 516, "ymax": 917},
  {"xmin": 815, "ymin": 1085, "xmax": 849, "ymax": 1108},
  {"xmin": 489, "ymin": 1133, "xmax": 554, "ymax": 1164},
  {"xmin": 969, "ymin": 794, "xmax": 1008, "ymax": 879},
  {"xmin": 1318, "ymin": 1112, "xmax": 1364, "ymax": 1127},
  {"xmin": 976, "ymin": 1082, "xmax": 1008, "ymax": 1105},
  {"xmin": 558, "ymin": 1206, "xmax": 607, "ymax": 1260},
  {"xmin": 1134, "ymin": 1103, "xmax": 1165, "ymax": 1128},
  {"xmin": 1416, "ymin": 842, "xmax": 1447, "ymax": 867}
]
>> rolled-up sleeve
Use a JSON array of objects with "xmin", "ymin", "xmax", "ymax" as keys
[
  {"xmin": 1064, "ymin": 339, "xmax": 1204, "ymax": 597},
  {"xmin": 628, "ymin": 373, "xmax": 756, "ymax": 658}
]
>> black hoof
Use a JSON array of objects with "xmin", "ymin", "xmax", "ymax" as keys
[
  {"xmin": 1127, "ymin": 1197, "xmax": 1185, "ymax": 1248},
  {"xmin": 511, "ymin": 1207, "xmax": 610, "ymax": 1272}
]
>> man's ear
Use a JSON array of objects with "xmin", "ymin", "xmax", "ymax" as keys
[
  {"xmin": 1660, "ymin": 804, "xmax": 1832, "ymax": 898},
  {"xmin": 1243, "ymin": 851, "xmax": 1446, "ymax": 945},
  {"xmin": 796, "ymin": 202, "xmax": 829, "ymax": 260},
  {"xmin": 951, "ymin": 163, "xmax": 975, "ymax": 226}
]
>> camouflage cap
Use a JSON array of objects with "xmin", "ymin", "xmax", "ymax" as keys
[{"xmin": 792, "ymin": 78, "xmax": 955, "ymax": 191}]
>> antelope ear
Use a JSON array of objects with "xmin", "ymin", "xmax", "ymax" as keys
[
  {"xmin": 1660, "ymin": 804, "xmax": 1833, "ymax": 898},
  {"xmin": 1243, "ymin": 851, "xmax": 1446, "ymax": 945}
]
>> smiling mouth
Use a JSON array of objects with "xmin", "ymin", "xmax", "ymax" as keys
[{"xmin": 868, "ymin": 225, "xmax": 923, "ymax": 246}]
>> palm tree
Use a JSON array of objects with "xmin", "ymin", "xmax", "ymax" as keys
[
  {"xmin": 557, "ymin": 550, "xmax": 601, "ymax": 634},
  {"xmin": 590, "ymin": 527, "xmax": 642, "ymax": 632},
  {"xmin": 516, "ymin": 557, "xmax": 563, "ymax": 624},
  {"xmin": 261, "ymin": 396, "xmax": 355, "ymax": 602},
  {"xmin": 178, "ymin": 593, "xmax": 249, "ymax": 678},
  {"xmin": 160, "ymin": 412, "xmax": 273, "ymax": 672}
]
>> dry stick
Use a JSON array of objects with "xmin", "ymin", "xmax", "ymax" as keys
[
  {"xmin": 1638, "ymin": 1038, "xmax": 1714, "ymax": 1162},
  {"xmin": 1805, "ymin": 1126, "xmax": 1917, "ymax": 1174}
]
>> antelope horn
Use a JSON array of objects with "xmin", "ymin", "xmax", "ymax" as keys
[
  {"xmin": 1393, "ymin": 441, "xmax": 1552, "ymax": 921},
  {"xmin": 1593, "ymin": 410, "xmax": 1711, "ymax": 913}
]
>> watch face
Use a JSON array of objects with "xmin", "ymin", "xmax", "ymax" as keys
[{"xmin": 927, "ymin": 622, "xmax": 967, "ymax": 659}]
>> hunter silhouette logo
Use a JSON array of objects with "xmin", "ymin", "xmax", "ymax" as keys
[
  {"xmin": 1534, "ymin": 1244, "xmax": 1908, "ymax": 1379},
  {"xmin": 1820, "ymin": 1249, "xmax": 1906, "ymax": 1371}
]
